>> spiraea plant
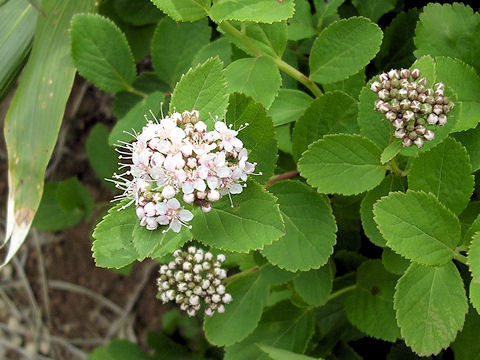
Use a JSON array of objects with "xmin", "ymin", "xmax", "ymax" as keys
[{"xmin": 4, "ymin": 0, "xmax": 479, "ymax": 359}]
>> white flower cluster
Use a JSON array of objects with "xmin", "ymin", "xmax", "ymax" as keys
[
  {"xmin": 111, "ymin": 110, "xmax": 258, "ymax": 232},
  {"xmin": 157, "ymin": 247, "xmax": 232, "ymax": 317},
  {"xmin": 370, "ymin": 68, "xmax": 454, "ymax": 148}
]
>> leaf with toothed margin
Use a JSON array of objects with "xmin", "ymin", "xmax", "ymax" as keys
[
  {"xmin": 293, "ymin": 262, "xmax": 334, "ymax": 306},
  {"xmin": 190, "ymin": 181, "xmax": 284, "ymax": 253},
  {"xmin": 451, "ymin": 309, "xmax": 480, "ymax": 358},
  {"xmin": 210, "ymin": 0, "xmax": 295, "ymax": 24},
  {"xmin": 149, "ymin": 0, "xmax": 211, "ymax": 22},
  {"xmin": 261, "ymin": 181, "xmax": 337, "ymax": 272},
  {"xmin": 258, "ymin": 345, "xmax": 323, "ymax": 360},
  {"xmin": 470, "ymin": 282, "xmax": 480, "ymax": 313},
  {"xmin": 469, "ymin": 232, "xmax": 480, "ymax": 281}
]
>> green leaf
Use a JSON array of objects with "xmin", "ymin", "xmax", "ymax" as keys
[
  {"xmin": 293, "ymin": 262, "xmax": 334, "ymax": 306},
  {"xmin": 225, "ymin": 56, "xmax": 282, "ymax": 109},
  {"xmin": 292, "ymin": 91, "xmax": 358, "ymax": 161},
  {"xmin": 434, "ymin": 57, "xmax": 480, "ymax": 132},
  {"xmin": 267, "ymin": 89, "xmax": 313, "ymax": 127},
  {"xmin": 414, "ymin": 3, "xmax": 480, "ymax": 74},
  {"xmin": 151, "ymin": 17, "xmax": 211, "ymax": 88},
  {"xmin": 88, "ymin": 339, "xmax": 152, "ymax": 360},
  {"xmin": 86, "ymin": 124, "xmax": 118, "ymax": 189},
  {"xmin": 210, "ymin": 0, "xmax": 295, "ymax": 24},
  {"xmin": 71, "ymin": 14, "xmax": 136, "ymax": 93},
  {"xmin": 394, "ymin": 262, "xmax": 468, "ymax": 356},
  {"xmin": 453, "ymin": 123, "xmax": 480, "ymax": 172},
  {"xmin": 33, "ymin": 178, "xmax": 93, "ymax": 231},
  {"xmin": 469, "ymin": 232, "xmax": 480, "ymax": 280},
  {"xmin": 190, "ymin": 181, "xmax": 284, "ymax": 252},
  {"xmin": 109, "ymin": 91, "xmax": 164, "ymax": 145},
  {"xmin": 360, "ymin": 174, "xmax": 405, "ymax": 247},
  {"xmin": 2, "ymin": 0, "xmax": 97, "ymax": 267},
  {"xmin": 451, "ymin": 309, "xmax": 480, "ymax": 360},
  {"xmin": 351, "ymin": 0, "xmax": 396, "ymax": 22},
  {"xmin": 287, "ymin": 0, "xmax": 316, "ymax": 41},
  {"xmin": 323, "ymin": 70, "xmax": 365, "ymax": 99},
  {"xmin": 344, "ymin": 260, "xmax": 400, "ymax": 342},
  {"xmin": 258, "ymin": 345, "xmax": 323, "ymax": 360},
  {"xmin": 237, "ymin": 22, "xmax": 288, "ymax": 58},
  {"xmin": 464, "ymin": 213, "xmax": 480, "ymax": 247},
  {"xmin": 471, "ymin": 281, "xmax": 480, "ymax": 313},
  {"xmin": 225, "ymin": 93, "xmax": 277, "ymax": 183},
  {"xmin": 204, "ymin": 265, "xmax": 279, "ymax": 346},
  {"xmin": 170, "ymin": 57, "xmax": 229, "ymax": 122},
  {"xmin": 114, "ymin": 0, "xmax": 161, "ymax": 26},
  {"xmin": 0, "ymin": 0, "xmax": 36, "ymax": 100},
  {"xmin": 150, "ymin": 0, "xmax": 210, "ymax": 22},
  {"xmin": 382, "ymin": 248, "xmax": 410, "ymax": 276},
  {"xmin": 224, "ymin": 302, "xmax": 315, "ymax": 360},
  {"xmin": 298, "ymin": 134, "xmax": 386, "ymax": 195},
  {"xmin": 261, "ymin": 181, "xmax": 337, "ymax": 271},
  {"xmin": 373, "ymin": 191, "xmax": 461, "ymax": 266},
  {"xmin": 380, "ymin": 141, "xmax": 402, "ymax": 165},
  {"xmin": 92, "ymin": 203, "xmax": 138, "ymax": 269},
  {"xmin": 191, "ymin": 37, "xmax": 232, "ymax": 67},
  {"xmin": 408, "ymin": 138, "xmax": 474, "ymax": 215},
  {"xmin": 132, "ymin": 223, "xmax": 192, "ymax": 261},
  {"xmin": 309, "ymin": 17, "xmax": 383, "ymax": 84}
]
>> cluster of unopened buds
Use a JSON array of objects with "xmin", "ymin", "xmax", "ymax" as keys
[
  {"xmin": 370, "ymin": 68, "xmax": 454, "ymax": 148},
  {"xmin": 157, "ymin": 247, "xmax": 232, "ymax": 317},
  {"xmin": 111, "ymin": 109, "xmax": 258, "ymax": 232}
]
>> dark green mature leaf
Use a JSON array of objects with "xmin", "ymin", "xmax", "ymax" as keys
[
  {"xmin": 471, "ymin": 282, "xmax": 480, "ymax": 313},
  {"xmin": 170, "ymin": 57, "xmax": 229, "ymax": 122},
  {"xmin": 225, "ymin": 56, "xmax": 282, "ymax": 109},
  {"xmin": 2, "ymin": 0, "xmax": 97, "ymax": 266},
  {"xmin": 261, "ymin": 181, "xmax": 337, "ymax": 271},
  {"xmin": 258, "ymin": 345, "xmax": 323, "ymax": 360},
  {"xmin": 395, "ymin": 262, "xmax": 468, "ymax": 356},
  {"xmin": 287, "ymin": 0, "xmax": 316, "ymax": 41},
  {"xmin": 373, "ymin": 191, "xmax": 461, "ymax": 266},
  {"xmin": 382, "ymin": 248, "xmax": 410, "ymax": 275},
  {"xmin": 86, "ymin": 124, "xmax": 118, "ymax": 189},
  {"xmin": 268, "ymin": 89, "xmax": 313, "ymax": 127},
  {"xmin": 190, "ymin": 181, "xmax": 284, "ymax": 252},
  {"xmin": 114, "ymin": 0, "xmax": 161, "ymax": 26},
  {"xmin": 210, "ymin": 0, "xmax": 295, "ymax": 24},
  {"xmin": 0, "ymin": 0, "xmax": 36, "ymax": 100},
  {"xmin": 292, "ymin": 91, "xmax": 358, "ymax": 161},
  {"xmin": 224, "ymin": 302, "xmax": 315, "ymax": 360},
  {"xmin": 151, "ymin": 17, "xmax": 211, "ymax": 88},
  {"xmin": 150, "ymin": 0, "xmax": 210, "ymax": 21},
  {"xmin": 92, "ymin": 203, "xmax": 138, "ymax": 269},
  {"xmin": 352, "ymin": 0, "xmax": 396, "ymax": 22},
  {"xmin": 71, "ymin": 14, "xmax": 136, "ymax": 93},
  {"xmin": 469, "ymin": 232, "xmax": 480, "ymax": 280},
  {"xmin": 451, "ymin": 309, "xmax": 480, "ymax": 360},
  {"xmin": 192, "ymin": 37, "xmax": 232, "ymax": 67},
  {"xmin": 414, "ymin": 3, "xmax": 480, "ymax": 74},
  {"xmin": 464, "ymin": 213, "xmax": 480, "ymax": 247},
  {"xmin": 225, "ymin": 93, "xmax": 277, "ymax": 183},
  {"xmin": 345, "ymin": 260, "xmax": 400, "ymax": 342},
  {"xmin": 453, "ymin": 123, "xmax": 480, "ymax": 172},
  {"xmin": 408, "ymin": 138, "xmax": 474, "ymax": 215},
  {"xmin": 88, "ymin": 339, "xmax": 152, "ymax": 360},
  {"xmin": 309, "ymin": 17, "xmax": 383, "ymax": 84},
  {"xmin": 360, "ymin": 175, "xmax": 405, "ymax": 247},
  {"xmin": 323, "ymin": 70, "xmax": 365, "ymax": 99},
  {"xmin": 293, "ymin": 262, "xmax": 334, "ymax": 306},
  {"xmin": 298, "ymin": 134, "xmax": 386, "ymax": 195}
]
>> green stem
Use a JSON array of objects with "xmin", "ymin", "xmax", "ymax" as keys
[
  {"xmin": 127, "ymin": 86, "xmax": 148, "ymax": 98},
  {"xmin": 326, "ymin": 285, "xmax": 356, "ymax": 303},
  {"xmin": 219, "ymin": 21, "xmax": 323, "ymax": 98},
  {"xmin": 387, "ymin": 158, "xmax": 408, "ymax": 177},
  {"xmin": 453, "ymin": 252, "xmax": 469, "ymax": 265},
  {"xmin": 224, "ymin": 265, "xmax": 260, "ymax": 284}
]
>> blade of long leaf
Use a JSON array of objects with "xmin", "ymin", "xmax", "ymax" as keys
[{"xmin": 2, "ymin": 0, "xmax": 97, "ymax": 266}]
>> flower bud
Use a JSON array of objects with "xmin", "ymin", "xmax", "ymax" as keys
[
  {"xmin": 400, "ymin": 69, "xmax": 410, "ymax": 79},
  {"xmin": 427, "ymin": 113, "xmax": 438, "ymax": 125},
  {"xmin": 394, "ymin": 129, "xmax": 406, "ymax": 139},
  {"xmin": 402, "ymin": 138, "xmax": 413, "ymax": 147},
  {"xmin": 386, "ymin": 111, "xmax": 397, "ymax": 122},
  {"xmin": 438, "ymin": 114, "xmax": 447, "ymax": 125},
  {"xmin": 201, "ymin": 203, "xmax": 212, "ymax": 213},
  {"xmin": 388, "ymin": 69, "xmax": 400, "ymax": 80},
  {"xmin": 414, "ymin": 137, "xmax": 424, "ymax": 148},
  {"xmin": 411, "ymin": 68, "xmax": 420, "ymax": 79},
  {"xmin": 378, "ymin": 89, "xmax": 390, "ymax": 100},
  {"xmin": 424, "ymin": 130, "xmax": 435, "ymax": 141},
  {"xmin": 410, "ymin": 100, "xmax": 421, "ymax": 113},
  {"xmin": 217, "ymin": 284, "xmax": 226, "ymax": 295},
  {"xmin": 379, "ymin": 72, "xmax": 389, "ymax": 82},
  {"xmin": 370, "ymin": 81, "xmax": 382, "ymax": 93},
  {"xmin": 222, "ymin": 293, "xmax": 233, "ymax": 304},
  {"xmin": 433, "ymin": 104, "xmax": 443, "ymax": 115}
]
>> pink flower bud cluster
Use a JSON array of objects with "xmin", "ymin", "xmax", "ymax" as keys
[
  {"xmin": 157, "ymin": 247, "xmax": 232, "ymax": 317},
  {"xmin": 111, "ymin": 110, "xmax": 257, "ymax": 232},
  {"xmin": 370, "ymin": 68, "xmax": 454, "ymax": 148}
]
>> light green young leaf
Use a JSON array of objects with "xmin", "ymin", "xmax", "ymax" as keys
[
  {"xmin": 345, "ymin": 260, "xmax": 400, "ymax": 342},
  {"xmin": 373, "ymin": 191, "xmax": 461, "ymax": 266},
  {"xmin": 469, "ymin": 232, "xmax": 480, "ymax": 280},
  {"xmin": 71, "ymin": 14, "xmax": 136, "ymax": 93},
  {"xmin": 92, "ymin": 203, "xmax": 138, "ymax": 269},
  {"xmin": 293, "ymin": 262, "xmax": 333, "ymax": 306},
  {"xmin": 394, "ymin": 262, "xmax": 468, "ymax": 356},
  {"xmin": 225, "ymin": 93, "xmax": 277, "ymax": 183},
  {"xmin": 225, "ymin": 302, "xmax": 315, "ymax": 360},
  {"xmin": 190, "ymin": 181, "xmax": 284, "ymax": 252},
  {"xmin": 464, "ymin": 213, "xmax": 480, "ymax": 248},
  {"xmin": 323, "ymin": 70, "xmax": 365, "ymax": 99},
  {"xmin": 351, "ymin": 0, "xmax": 396, "ymax": 22},
  {"xmin": 292, "ymin": 91, "xmax": 358, "ymax": 161},
  {"xmin": 298, "ymin": 134, "xmax": 386, "ymax": 195},
  {"xmin": 191, "ymin": 37, "xmax": 232, "ymax": 67},
  {"xmin": 451, "ymin": 309, "xmax": 480, "ymax": 360},
  {"xmin": 408, "ymin": 138, "xmax": 474, "ymax": 215},
  {"xmin": 258, "ymin": 345, "xmax": 323, "ymax": 360},
  {"xmin": 151, "ymin": 17, "xmax": 211, "ymax": 88},
  {"xmin": 170, "ymin": 57, "xmax": 229, "ymax": 122},
  {"xmin": 225, "ymin": 56, "xmax": 282, "ymax": 109},
  {"xmin": 267, "ymin": 89, "xmax": 313, "ymax": 127},
  {"xmin": 382, "ymin": 248, "xmax": 410, "ymax": 276},
  {"xmin": 380, "ymin": 141, "xmax": 402, "ymax": 165},
  {"xmin": 210, "ymin": 0, "xmax": 295, "ymax": 24},
  {"xmin": 287, "ymin": 0, "xmax": 316, "ymax": 41},
  {"xmin": 261, "ymin": 181, "xmax": 337, "ymax": 271},
  {"xmin": 309, "ymin": 17, "xmax": 383, "ymax": 84},
  {"xmin": 86, "ymin": 124, "xmax": 118, "ymax": 190},
  {"xmin": 471, "ymin": 282, "xmax": 480, "ymax": 313},
  {"xmin": 414, "ymin": 3, "xmax": 480, "ymax": 74},
  {"xmin": 360, "ymin": 175, "xmax": 405, "ymax": 248},
  {"xmin": 453, "ymin": 123, "xmax": 480, "ymax": 172},
  {"xmin": 150, "ymin": 0, "xmax": 210, "ymax": 21}
]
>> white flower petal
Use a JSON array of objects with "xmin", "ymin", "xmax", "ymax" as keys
[
  {"xmin": 230, "ymin": 183, "xmax": 243, "ymax": 194},
  {"xmin": 179, "ymin": 209, "xmax": 194, "ymax": 222},
  {"xmin": 167, "ymin": 198, "xmax": 181, "ymax": 209},
  {"xmin": 170, "ymin": 219, "xmax": 182, "ymax": 233}
]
